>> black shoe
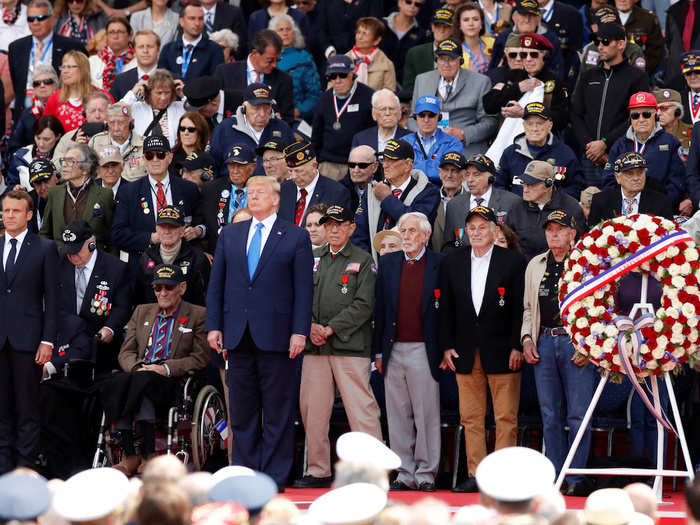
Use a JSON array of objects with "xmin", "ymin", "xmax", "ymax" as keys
[
  {"xmin": 389, "ymin": 480, "xmax": 414, "ymax": 491},
  {"xmin": 419, "ymin": 481, "xmax": 436, "ymax": 492},
  {"xmin": 292, "ymin": 475, "xmax": 333, "ymax": 489},
  {"xmin": 452, "ymin": 477, "xmax": 479, "ymax": 493},
  {"xmin": 559, "ymin": 481, "xmax": 569, "ymax": 495},
  {"xmin": 565, "ymin": 480, "xmax": 593, "ymax": 497}
]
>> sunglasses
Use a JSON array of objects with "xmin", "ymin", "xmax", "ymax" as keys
[
  {"xmin": 327, "ymin": 73, "xmax": 349, "ymax": 80},
  {"xmin": 348, "ymin": 162, "xmax": 373, "ymax": 169},
  {"xmin": 404, "ymin": 0, "xmax": 424, "ymax": 5},
  {"xmin": 153, "ymin": 284, "xmax": 176, "ymax": 292},
  {"xmin": 630, "ymin": 111, "xmax": 653, "ymax": 120},
  {"xmin": 27, "ymin": 14, "xmax": 50, "ymax": 22},
  {"xmin": 32, "ymin": 78, "xmax": 55, "ymax": 87},
  {"xmin": 179, "ymin": 126, "xmax": 197, "ymax": 133},
  {"xmin": 592, "ymin": 37, "xmax": 613, "ymax": 46},
  {"xmin": 144, "ymin": 151, "xmax": 168, "ymax": 160},
  {"xmin": 507, "ymin": 51, "xmax": 541, "ymax": 59}
]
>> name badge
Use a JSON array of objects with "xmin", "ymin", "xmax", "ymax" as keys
[
  {"xmin": 347, "ymin": 104, "xmax": 359, "ymax": 112},
  {"xmin": 438, "ymin": 111, "xmax": 449, "ymax": 129}
]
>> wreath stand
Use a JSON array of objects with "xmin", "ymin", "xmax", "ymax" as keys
[{"xmin": 554, "ymin": 274, "xmax": 696, "ymax": 501}]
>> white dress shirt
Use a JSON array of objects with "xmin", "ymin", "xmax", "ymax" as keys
[
  {"xmin": 136, "ymin": 65, "xmax": 158, "ymax": 80},
  {"xmin": 247, "ymin": 56, "xmax": 264, "ymax": 84},
  {"xmin": 246, "ymin": 213, "xmax": 278, "ymax": 253},
  {"xmin": 182, "ymin": 34, "xmax": 203, "ymax": 48},
  {"xmin": 75, "ymin": 248, "xmax": 98, "ymax": 295},
  {"xmin": 296, "ymin": 173, "xmax": 319, "ymax": 220},
  {"xmin": 377, "ymin": 126, "xmax": 398, "ymax": 153},
  {"xmin": 404, "ymin": 246, "xmax": 426, "ymax": 262},
  {"xmin": 471, "ymin": 245, "xmax": 493, "ymax": 315},
  {"xmin": 470, "ymin": 187, "xmax": 492, "ymax": 210},
  {"xmin": 202, "ymin": 3, "xmax": 216, "ymax": 30},
  {"xmin": 438, "ymin": 70, "xmax": 460, "ymax": 100},
  {"xmin": 3, "ymin": 228, "xmax": 28, "ymax": 269},
  {"xmin": 149, "ymin": 174, "xmax": 173, "ymax": 221}
]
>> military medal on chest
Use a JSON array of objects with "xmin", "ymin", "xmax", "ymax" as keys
[
  {"xmin": 341, "ymin": 274, "xmax": 349, "ymax": 294},
  {"xmin": 498, "ymin": 287, "xmax": 505, "ymax": 307},
  {"xmin": 218, "ymin": 190, "xmax": 230, "ymax": 227},
  {"xmin": 434, "ymin": 289, "xmax": 440, "ymax": 309}
]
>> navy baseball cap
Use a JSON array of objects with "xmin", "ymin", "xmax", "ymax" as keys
[
  {"xmin": 225, "ymin": 144, "xmax": 256, "ymax": 165},
  {"xmin": 61, "ymin": 220, "xmax": 94, "ymax": 254},
  {"xmin": 326, "ymin": 55, "xmax": 353, "ymax": 75},
  {"xmin": 243, "ymin": 83, "xmax": 274, "ymax": 105}
]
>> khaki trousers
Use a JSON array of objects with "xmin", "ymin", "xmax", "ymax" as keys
[
  {"xmin": 300, "ymin": 354, "xmax": 382, "ymax": 477},
  {"xmin": 456, "ymin": 350, "xmax": 521, "ymax": 476},
  {"xmin": 318, "ymin": 161, "xmax": 348, "ymax": 182}
]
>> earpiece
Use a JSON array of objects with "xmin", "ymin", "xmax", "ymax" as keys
[
  {"xmin": 459, "ymin": 57, "xmax": 464, "ymax": 65},
  {"xmin": 675, "ymin": 108, "xmax": 682, "ymax": 117},
  {"xmin": 129, "ymin": 121, "xmax": 134, "ymax": 131},
  {"xmin": 241, "ymin": 106, "xmax": 246, "ymax": 114},
  {"xmin": 655, "ymin": 113, "xmax": 660, "ymax": 122},
  {"xmin": 544, "ymin": 177, "xmax": 554, "ymax": 188},
  {"xmin": 200, "ymin": 171, "xmax": 211, "ymax": 182},
  {"xmin": 88, "ymin": 241, "xmax": 96, "ymax": 252},
  {"xmin": 488, "ymin": 174, "xmax": 495, "ymax": 184}
]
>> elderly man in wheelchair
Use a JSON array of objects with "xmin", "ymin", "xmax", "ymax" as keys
[{"xmin": 97, "ymin": 263, "xmax": 210, "ymax": 476}]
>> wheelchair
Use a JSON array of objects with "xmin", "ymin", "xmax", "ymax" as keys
[{"xmin": 92, "ymin": 369, "xmax": 229, "ymax": 472}]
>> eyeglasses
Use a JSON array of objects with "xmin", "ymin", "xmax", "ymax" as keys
[
  {"xmin": 404, "ymin": 0, "xmax": 424, "ymax": 6},
  {"xmin": 153, "ymin": 284, "xmax": 176, "ymax": 293},
  {"xmin": 592, "ymin": 37, "xmax": 613, "ymax": 47},
  {"xmin": 508, "ymin": 51, "xmax": 540, "ymax": 59},
  {"xmin": 60, "ymin": 64, "xmax": 79, "ymax": 70},
  {"xmin": 27, "ymin": 14, "xmax": 50, "ymax": 22},
  {"xmin": 107, "ymin": 29, "xmax": 128, "ymax": 36},
  {"xmin": 328, "ymin": 73, "xmax": 349, "ymax": 80},
  {"xmin": 32, "ymin": 78, "xmax": 55, "ymax": 87},
  {"xmin": 59, "ymin": 158, "xmax": 83, "ymax": 167},
  {"xmin": 179, "ymin": 126, "xmax": 197, "ymax": 133},
  {"xmin": 67, "ymin": 0, "xmax": 85, "ymax": 4},
  {"xmin": 630, "ymin": 111, "xmax": 653, "ymax": 120},
  {"xmin": 144, "ymin": 151, "xmax": 168, "ymax": 160},
  {"xmin": 348, "ymin": 162, "xmax": 373, "ymax": 169},
  {"xmin": 416, "ymin": 112, "xmax": 438, "ymax": 119},
  {"xmin": 262, "ymin": 156, "xmax": 285, "ymax": 164}
]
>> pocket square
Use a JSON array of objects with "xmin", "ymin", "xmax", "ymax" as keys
[{"xmin": 178, "ymin": 326, "xmax": 193, "ymax": 333}]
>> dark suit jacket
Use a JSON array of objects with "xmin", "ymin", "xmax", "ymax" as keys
[
  {"xmin": 8, "ymin": 34, "xmax": 86, "ymax": 118},
  {"xmin": 278, "ymin": 175, "xmax": 352, "ymax": 224},
  {"xmin": 213, "ymin": 2, "xmax": 247, "ymax": 56},
  {"xmin": 119, "ymin": 301, "xmax": 209, "ymax": 377},
  {"xmin": 0, "ymin": 232, "xmax": 59, "ymax": 352},
  {"xmin": 53, "ymin": 250, "xmax": 131, "ymax": 371},
  {"xmin": 545, "ymin": 2, "xmax": 584, "ymax": 55},
  {"xmin": 350, "ymin": 126, "xmax": 411, "ymax": 151},
  {"xmin": 111, "ymin": 175, "xmax": 200, "ymax": 255},
  {"xmin": 158, "ymin": 36, "xmax": 225, "ymax": 82},
  {"xmin": 373, "ymin": 249, "xmax": 443, "ymax": 381},
  {"xmin": 439, "ymin": 245, "xmax": 526, "ymax": 375},
  {"xmin": 587, "ymin": 187, "xmax": 674, "ymax": 226},
  {"xmin": 197, "ymin": 176, "xmax": 242, "ymax": 253},
  {"xmin": 205, "ymin": 218, "xmax": 314, "ymax": 352},
  {"xmin": 214, "ymin": 61, "xmax": 295, "ymax": 124},
  {"xmin": 110, "ymin": 69, "xmax": 139, "ymax": 103},
  {"xmin": 39, "ymin": 182, "xmax": 116, "ymax": 253}
]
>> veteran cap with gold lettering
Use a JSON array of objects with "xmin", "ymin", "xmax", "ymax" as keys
[
  {"xmin": 284, "ymin": 140, "xmax": 315, "ymax": 167},
  {"xmin": 466, "ymin": 205, "xmax": 498, "ymax": 225},
  {"xmin": 439, "ymin": 151, "xmax": 467, "ymax": 169},
  {"xmin": 523, "ymin": 101, "xmax": 552, "ymax": 120},
  {"xmin": 156, "ymin": 205, "xmax": 185, "ymax": 227},
  {"xmin": 542, "ymin": 209, "xmax": 576, "ymax": 229},
  {"xmin": 319, "ymin": 205, "xmax": 354, "ymax": 224},
  {"xmin": 614, "ymin": 151, "xmax": 647, "ymax": 173},
  {"xmin": 152, "ymin": 263, "xmax": 185, "ymax": 285},
  {"xmin": 244, "ymin": 82, "xmax": 274, "ymax": 105},
  {"xmin": 382, "ymin": 139, "xmax": 414, "ymax": 161},
  {"xmin": 681, "ymin": 51, "xmax": 700, "ymax": 75},
  {"xmin": 435, "ymin": 37, "xmax": 461, "ymax": 59}
]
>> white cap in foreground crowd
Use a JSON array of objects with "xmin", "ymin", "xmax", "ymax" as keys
[
  {"xmin": 476, "ymin": 447, "xmax": 556, "ymax": 502},
  {"xmin": 53, "ymin": 467, "xmax": 130, "ymax": 522},
  {"xmin": 583, "ymin": 488, "xmax": 655, "ymax": 525},
  {"xmin": 211, "ymin": 465, "xmax": 256, "ymax": 485},
  {"xmin": 308, "ymin": 482, "xmax": 388, "ymax": 525},
  {"xmin": 335, "ymin": 431, "xmax": 401, "ymax": 471}
]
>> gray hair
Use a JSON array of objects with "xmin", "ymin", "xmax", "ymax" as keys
[
  {"xmin": 268, "ymin": 13, "xmax": 305, "ymax": 50},
  {"xmin": 334, "ymin": 460, "xmax": 389, "ymax": 492},
  {"xmin": 177, "ymin": 472, "xmax": 214, "ymax": 507},
  {"xmin": 210, "ymin": 28, "xmax": 239, "ymax": 52},
  {"xmin": 397, "ymin": 212, "xmax": 432, "ymax": 236},
  {"xmin": 32, "ymin": 64, "xmax": 59, "ymax": 84},
  {"xmin": 371, "ymin": 89, "xmax": 400, "ymax": 108},
  {"xmin": 66, "ymin": 144, "xmax": 99, "ymax": 178},
  {"xmin": 28, "ymin": 0, "xmax": 53, "ymax": 14}
]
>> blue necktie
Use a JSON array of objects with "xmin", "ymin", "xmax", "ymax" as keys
[
  {"xmin": 228, "ymin": 189, "xmax": 245, "ymax": 223},
  {"xmin": 5, "ymin": 238, "xmax": 17, "ymax": 283},
  {"xmin": 205, "ymin": 12, "xmax": 214, "ymax": 34},
  {"xmin": 248, "ymin": 223, "xmax": 263, "ymax": 279}
]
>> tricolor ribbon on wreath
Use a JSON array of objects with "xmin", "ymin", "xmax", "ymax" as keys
[{"xmin": 560, "ymin": 229, "xmax": 695, "ymax": 434}]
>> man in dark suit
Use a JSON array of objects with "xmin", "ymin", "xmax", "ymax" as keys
[
  {"xmin": 51, "ymin": 220, "xmax": 130, "ymax": 375},
  {"xmin": 214, "ymin": 29, "xmax": 295, "ymax": 124},
  {"xmin": 443, "ymin": 154, "xmax": 521, "ymax": 250},
  {"xmin": 26, "ymin": 158, "xmax": 58, "ymax": 234},
  {"xmin": 202, "ymin": 0, "xmax": 247, "ymax": 54},
  {"xmin": 588, "ymin": 152, "xmax": 673, "ymax": 225},
  {"xmin": 278, "ymin": 141, "xmax": 351, "ymax": 226},
  {"xmin": 110, "ymin": 29, "xmax": 160, "ymax": 103},
  {"xmin": 158, "ymin": 4, "xmax": 225, "ymax": 82},
  {"xmin": 111, "ymin": 135, "xmax": 201, "ymax": 270},
  {"xmin": 198, "ymin": 144, "xmax": 257, "ymax": 254},
  {"xmin": 206, "ymin": 175, "xmax": 313, "ymax": 490},
  {"xmin": 183, "ymin": 75, "xmax": 244, "ymax": 131},
  {"xmin": 8, "ymin": 0, "xmax": 86, "ymax": 120},
  {"xmin": 350, "ymin": 89, "xmax": 410, "ymax": 152},
  {"xmin": 0, "ymin": 190, "xmax": 59, "ymax": 473},
  {"xmin": 373, "ymin": 211, "xmax": 442, "ymax": 492},
  {"xmin": 439, "ymin": 206, "xmax": 526, "ymax": 493}
]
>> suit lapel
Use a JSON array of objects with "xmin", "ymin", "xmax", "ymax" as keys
[
  {"xmin": 251, "ymin": 219, "xmax": 285, "ymax": 282},
  {"xmin": 388, "ymin": 254, "xmax": 402, "ymax": 316},
  {"xmin": 421, "ymin": 251, "xmax": 439, "ymax": 315},
  {"xmin": 82, "ymin": 185, "xmax": 99, "ymax": 223},
  {"xmin": 0, "ymin": 236, "xmax": 5, "ymax": 286},
  {"xmin": 169, "ymin": 302, "xmax": 187, "ymax": 359},
  {"xmin": 237, "ymin": 220, "xmax": 252, "ymax": 281},
  {"xmin": 480, "ymin": 247, "xmax": 501, "ymax": 319},
  {"xmin": 10, "ymin": 232, "xmax": 35, "ymax": 285},
  {"xmin": 451, "ymin": 71, "xmax": 467, "ymax": 100},
  {"xmin": 463, "ymin": 248, "xmax": 477, "ymax": 319}
]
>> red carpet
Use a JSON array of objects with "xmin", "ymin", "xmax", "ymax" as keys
[{"xmin": 283, "ymin": 488, "xmax": 687, "ymax": 523}]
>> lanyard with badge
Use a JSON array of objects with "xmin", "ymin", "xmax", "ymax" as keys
[
  {"xmin": 30, "ymin": 36, "xmax": 53, "ymax": 66},
  {"xmin": 462, "ymin": 40, "xmax": 486, "ymax": 72},
  {"xmin": 633, "ymin": 138, "xmax": 646, "ymax": 155},
  {"xmin": 332, "ymin": 81, "xmax": 358, "ymax": 131},
  {"xmin": 179, "ymin": 44, "xmax": 195, "ymax": 77},
  {"xmin": 478, "ymin": 0, "xmax": 500, "ymax": 35},
  {"xmin": 115, "ymin": 54, "xmax": 125, "ymax": 75},
  {"xmin": 541, "ymin": 2, "xmax": 554, "ymax": 22}
]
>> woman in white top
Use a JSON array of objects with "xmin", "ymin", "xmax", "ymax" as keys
[
  {"xmin": 129, "ymin": 0, "xmax": 179, "ymax": 48},
  {"xmin": 121, "ymin": 68, "xmax": 184, "ymax": 145},
  {"xmin": 0, "ymin": 0, "xmax": 29, "ymax": 52}
]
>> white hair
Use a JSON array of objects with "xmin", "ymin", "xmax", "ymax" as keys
[
  {"xmin": 397, "ymin": 212, "xmax": 432, "ymax": 235},
  {"xmin": 28, "ymin": 0, "xmax": 53, "ymax": 14},
  {"xmin": 372, "ymin": 89, "xmax": 400, "ymax": 108},
  {"xmin": 210, "ymin": 28, "xmax": 239, "ymax": 52},
  {"xmin": 32, "ymin": 64, "xmax": 59, "ymax": 84},
  {"xmin": 268, "ymin": 13, "xmax": 306, "ymax": 50}
]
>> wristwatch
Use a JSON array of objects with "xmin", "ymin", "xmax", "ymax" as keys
[{"xmin": 124, "ymin": 8, "xmax": 131, "ymax": 16}]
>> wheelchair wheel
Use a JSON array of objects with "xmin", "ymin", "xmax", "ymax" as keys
[{"xmin": 191, "ymin": 385, "xmax": 228, "ymax": 471}]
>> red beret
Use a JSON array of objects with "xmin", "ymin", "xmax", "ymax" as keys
[{"xmin": 519, "ymin": 33, "xmax": 554, "ymax": 50}]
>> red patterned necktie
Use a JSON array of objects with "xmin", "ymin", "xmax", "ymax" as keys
[
  {"xmin": 683, "ymin": 0, "xmax": 696, "ymax": 51},
  {"xmin": 156, "ymin": 182, "xmax": 166, "ymax": 211},
  {"xmin": 295, "ymin": 188, "xmax": 307, "ymax": 226},
  {"xmin": 384, "ymin": 189, "xmax": 403, "ymax": 229}
]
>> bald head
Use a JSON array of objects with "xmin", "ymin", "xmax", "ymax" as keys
[
  {"xmin": 625, "ymin": 483, "xmax": 658, "ymax": 523},
  {"xmin": 349, "ymin": 145, "xmax": 377, "ymax": 163},
  {"xmin": 141, "ymin": 454, "xmax": 187, "ymax": 486},
  {"xmin": 348, "ymin": 145, "xmax": 378, "ymax": 189}
]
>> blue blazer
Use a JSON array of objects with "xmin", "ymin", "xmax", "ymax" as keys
[
  {"xmin": 111, "ymin": 176, "xmax": 200, "ymax": 254},
  {"xmin": 350, "ymin": 125, "xmax": 411, "ymax": 152},
  {"xmin": 0, "ymin": 232, "xmax": 59, "ymax": 352},
  {"xmin": 278, "ymin": 176, "xmax": 352, "ymax": 224},
  {"xmin": 372, "ymin": 249, "xmax": 443, "ymax": 381},
  {"xmin": 205, "ymin": 218, "xmax": 314, "ymax": 352},
  {"xmin": 157, "ymin": 36, "xmax": 225, "ymax": 82}
]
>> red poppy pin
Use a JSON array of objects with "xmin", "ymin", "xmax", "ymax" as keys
[
  {"xmin": 434, "ymin": 289, "xmax": 440, "ymax": 309},
  {"xmin": 498, "ymin": 287, "xmax": 505, "ymax": 307},
  {"xmin": 179, "ymin": 316, "xmax": 187, "ymax": 325}
]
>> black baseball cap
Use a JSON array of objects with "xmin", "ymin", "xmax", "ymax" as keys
[
  {"xmin": 181, "ymin": 150, "xmax": 215, "ymax": 172},
  {"xmin": 152, "ymin": 264, "xmax": 185, "ymax": 285},
  {"xmin": 439, "ymin": 151, "xmax": 467, "ymax": 169},
  {"xmin": 143, "ymin": 134, "xmax": 171, "ymax": 153},
  {"xmin": 61, "ymin": 220, "xmax": 94, "ymax": 255},
  {"xmin": 595, "ymin": 22, "xmax": 626, "ymax": 40},
  {"xmin": 523, "ymin": 102, "xmax": 552, "ymax": 121},
  {"xmin": 156, "ymin": 205, "xmax": 185, "ymax": 227},
  {"xmin": 225, "ymin": 144, "xmax": 256, "ymax": 165},
  {"xmin": 542, "ymin": 210, "xmax": 576, "ymax": 229},
  {"xmin": 382, "ymin": 139, "xmax": 414, "ymax": 161},
  {"xmin": 614, "ymin": 152, "xmax": 647, "ymax": 173},
  {"xmin": 256, "ymin": 140, "xmax": 286, "ymax": 156},
  {"xmin": 465, "ymin": 154, "xmax": 496, "ymax": 174},
  {"xmin": 466, "ymin": 206, "xmax": 498, "ymax": 225},
  {"xmin": 432, "ymin": 8, "xmax": 454, "ymax": 25},
  {"xmin": 29, "ymin": 158, "xmax": 56, "ymax": 185},
  {"xmin": 514, "ymin": 0, "xmax": 540, "ymax": 15},
  {"xmin": 435, "ymin": 37, "xmax": 461, "ymax": 59},
  {"xmin": 319, "ymin": 205, "xmax": 354, "ymax": 224},
  {"xmin": 244, "ymin": 83, "xmax": 274, "ymax": 105}
]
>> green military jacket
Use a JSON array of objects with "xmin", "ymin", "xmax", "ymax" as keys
[{"xmin": 306, "ymin": 242, "xmax": 376, "ymax": 357}]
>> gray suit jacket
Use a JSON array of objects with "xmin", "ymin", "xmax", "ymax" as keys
[
  {"xmin": 442, "ymin": 187, "xmax": 521, "ymax": 249},
  {"xmin": 431, "ymin": 187, "xmax": 467, "ymax": 252},
  {"xmin": 411, "ymin": 68, "xmax": 497, "ymax": 158}
]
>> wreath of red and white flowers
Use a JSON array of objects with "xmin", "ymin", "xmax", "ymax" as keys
[{"xmin": 558, "ymin": 214, "xmax": 700, "ymax": 379}]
